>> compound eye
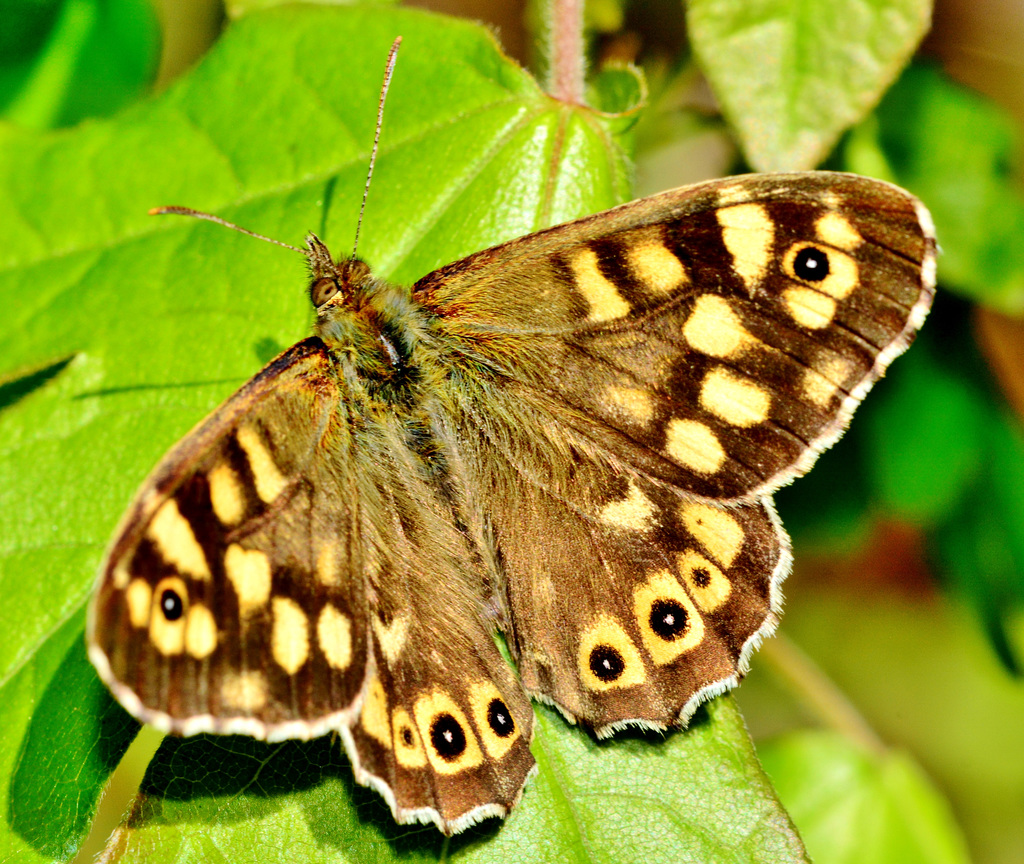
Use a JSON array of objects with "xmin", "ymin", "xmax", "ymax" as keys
[{"xmin": 310, "ymin": 277, "xmax": 339, "ymax": 307}]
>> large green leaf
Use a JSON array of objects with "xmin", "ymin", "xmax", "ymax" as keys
[
  {"xmin": 687, "ymin": 0, "xmax": 932, "ymax": 171},
  {"xmin": 741, "ymin": 584, "xmax": 1024, "ymax": 864},
  {"xmin": 0, "ymin": 5, "xmax": 803, "ymax": 861},
  {"xmin": 111, "ymin": 699, "xmax": 802, "ymax": 863},
  {"xmin": 759, "ymin": 731, "xmax": 970, "ymax": 864},
  {"xmin": 0, "ymin": 0, "xmax": 159, "ymax": 129}
]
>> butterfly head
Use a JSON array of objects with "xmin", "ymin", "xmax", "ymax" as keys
[{"xmin": 305, "ymin": 233, "xmax": 372, "ymax": 309}]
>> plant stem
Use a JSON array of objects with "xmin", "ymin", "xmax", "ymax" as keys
[
  {"xmin": 759, "ymin": 633, "xmax": 888, "ymax": 757},
  {"xmin": 547, "ymin": 0, "xmax": 585, "ymax": 104}
]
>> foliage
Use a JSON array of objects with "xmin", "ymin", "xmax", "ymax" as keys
[{"xmin": 2, "ymin": 0, "xmax": 1022, "ymax": 861}]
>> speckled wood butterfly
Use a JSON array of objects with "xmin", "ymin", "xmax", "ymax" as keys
[{"xmin": 87, "ymin": 46, "xmax": 937, "ymax": 835}]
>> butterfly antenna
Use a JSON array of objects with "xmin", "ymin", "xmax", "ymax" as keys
[
  {"xmin": 352, "ymin": 36, "xmax": 402, "ymax": 260},
  {"xmin": 148, "ymin": 206, "xmax": 307, "ymax": 254}
]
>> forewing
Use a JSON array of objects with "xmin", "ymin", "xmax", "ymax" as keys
[
  {"xmin": 88, "ymin": 339, "xmax": 372, "ymax": 739},
  {"xmin": 418, "ymin": 171, "xmax": 936, "ymax": 500},
  {"xmin": 420, "ymin": 171, "xmax": 934, "ymax": 732}
]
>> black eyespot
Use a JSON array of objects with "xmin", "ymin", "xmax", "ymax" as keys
[
  {"xmin": 793, "ymin": 246, "xmax": 830, "ymax": 282},
  {"xmin": 430, "ymin": 713, "xmax": 467, "ymax": 761},
  {"xmin": 691, "ymin": 567, "xmax": 712, "ymax": 589},
  {"xmin": 589, "ymin": 645, "xmax": 625, "ymax": 682},
  {"xmin": 650, "ymin": 599, "xmax": 688, "ymax": 641},
  {"xmin": 160, "ymin": 588, "xmax": 184, "ymax": 621},
  {"xmin": 310, "ymin": 277, "xmax": 339, "ymax": 307},
  {"xmin": 487, "ymin": 699, "xmax": 515, "ymax": 738},
  {"xmin": 400, "ymin": 726, "xmax": 414, "ymax": 747}
]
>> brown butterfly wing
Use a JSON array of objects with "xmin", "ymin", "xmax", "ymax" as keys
[
  {"xmin": 89, "ymin": 338, "xmax": 534, "ymax": 832},
  {"xmin": 419, "ymin": 172, "xmax": 935, "ymax": 730},
  {"xmin": 419, "ymin": 171, "xmax": 936, "ymax": 501},
  {"xmin": 89, "ymin": 339, "xmax": 374, "ymax": 738},
  {"xmin": 336, "ymin": 412, "xmax": 534, "ymax": 832}
]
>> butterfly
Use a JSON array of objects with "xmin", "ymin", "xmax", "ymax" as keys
[{"xmin": 86, "ymin": 42, "xmax": 936, "ymax": 839}]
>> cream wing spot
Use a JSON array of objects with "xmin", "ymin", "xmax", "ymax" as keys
[
  {"xmin": 699, "ymin": 367, "xmax": 771, "ymax": 427},
  {"xmin": 803, "ymin": 354, "xmax": 856, "ymax": 406},
  {"xmin": 126, "ymin": 578, "xmax": 152, "ymax": 628},
  {"xmin": 802, "ymin": 367, "xmax": 840, "ymax": 407},
  {"xmin": 271, "ymin": 597, "xmax": 309, "ymax": 675},
  {"xmin": 717, "ymin": 203, "xmax": 775, "ymax": 290},
  {"xmin": 570, "ymin": 247, "xmax": 631, "ymax": 323},
  {"xmin": 113, "ymin": 563, "xmax": 130, "ymax": 590},
  {"xmin": 665, "ymin": 418, "xmax": 726, "ymax": 474},
  {"xmin": 678, "ymin": 549, "xmax": 732, "ymax": 612},
  {"xmin": 578, "ymin": 614, "xmax": 646, "ymax": 692},
  {"xmin": 817, "ymin": 250, "xmax": 858, "ymax": 300},
  {"xmin": 361, "ymin": 677, "xmax": 392, "ymax": 749},
  {"xmin": 207, "ymin": 462, "xmax": 245, "ymax": 527},
  {"xmin": 316, "ymin": 540, "xmax": 340, "ymax": 586},
  {"xmin": 414, "ymin": 691, "xmax": 484, "ymax": 774},
  {"xmin": 317, "ymin": 604, "xmax": 352, "ymax": 671},
  {"xmin": 148, "ymin": 498, "xmax": 210, "ymax": 580},
  {"xmin": 236, "ymin": 424, "xmax": 288, "ymax": 504},
  {"xmin": 224, "ymin": 544, "xmax": 272, "ymax": 617},
  {"xmin": 627, "ymin": 241, "xmax": 688, "ymax": 294},
  {"xmin": 185, "ymin": 604, "xmax": 218, "ymax": 659},
  {"xmin": 148, "ymin": 576, "xmax": 188, "ymax": 656},
  {"xmin": 221, "ymin": 672, "xmax": 267, "ymax": 712},
  {"xmin": 633, "ymin": 570, "xmax": 704, "ymax": 664},
  {"xmin": 598, "ymin": 480, "xmax": 656, "ymax": 531},
  {"xmin": 605, "ymin": 384, "xmax": 654, "ymax": 424},
  {"xmin": 534, "ymin": 571, "xmax": 556, "ymax": 608},
  {"xmin": 392, "ymin": 707, "xmax": 428, "ymax": 769},
  {"xmin": 468, "ymin": 681, "xmax": 521, "ymax": 760},
  {"xmin": 784, "ymin": 286, "xmax": 836, "ymax": 329},
  {"xmin": 683, "ymin": 295, "xmax": 754, "ymax": 359},
  {"xmin": 815, "ymin": 212, "xmax": 862, "ymax": 251},
  {"xmin": 680, "ymin": 502, "xmax": 744, "ymax": 569},
  {"xmin": 716, "ymin": 183, "xmax": 750, "ymax": 207},
  {"xmin": 372, "ymin": 612, "xmax": 409, "ymax": 665},
  {"xmin": 818, "ymin": 190, "xmax": 843, "ymax": 209}
]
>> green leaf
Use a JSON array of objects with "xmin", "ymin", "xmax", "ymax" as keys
[
  {"xmin": 743, "ymin": 581, "xmax": 1024, "ymax": 863},
  {"xmin": 687, "ymin": 0, "xmax": 931, "ymax": 171},
  {"xmin": 228, "ymin": 0, "xmax": 399, "ymax": 19},
  {"xmin": 586, "ymin": 64, "xmax": 646, "ymax": 125},
  {"xmin": 859, "ymin": 63, "xmax": 1024, "ymax": 313},
  {"xmin": 112, "ymin": 700, "xmax": 804, "ymax": 862},
  {"xmin": 0, "ymin": 609, "xmax": 138, "ymax": 862},
  {"xmin": 759, "ymin": 731, "xmax": 971, "ymax": 864},
  {"xmin": 0, "ymin": 5, "xmax": 799, "ymax": 860},
  {"xmin": 1, "ymin": 0, "xmax": 159, "ymax": 129}
]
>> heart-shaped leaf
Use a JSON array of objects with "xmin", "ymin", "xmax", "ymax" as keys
[{"xmin": 687, "ymin": 0, "xmax": 932, "ymax": 171}]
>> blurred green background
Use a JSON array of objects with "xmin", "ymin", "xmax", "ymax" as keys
[{"xmin": 2, "ymin": 0, "xmax": 1023, "ymax": 862}]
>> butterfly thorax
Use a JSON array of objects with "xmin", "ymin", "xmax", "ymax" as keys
[{"xmin": 308, "ymin": 244, "xmax": 438, "ymax": 407}]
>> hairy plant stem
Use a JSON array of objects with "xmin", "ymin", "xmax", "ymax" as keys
[{"xmin": 546, "ymin": 0, "xmax": 585, "ymax": 104}]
